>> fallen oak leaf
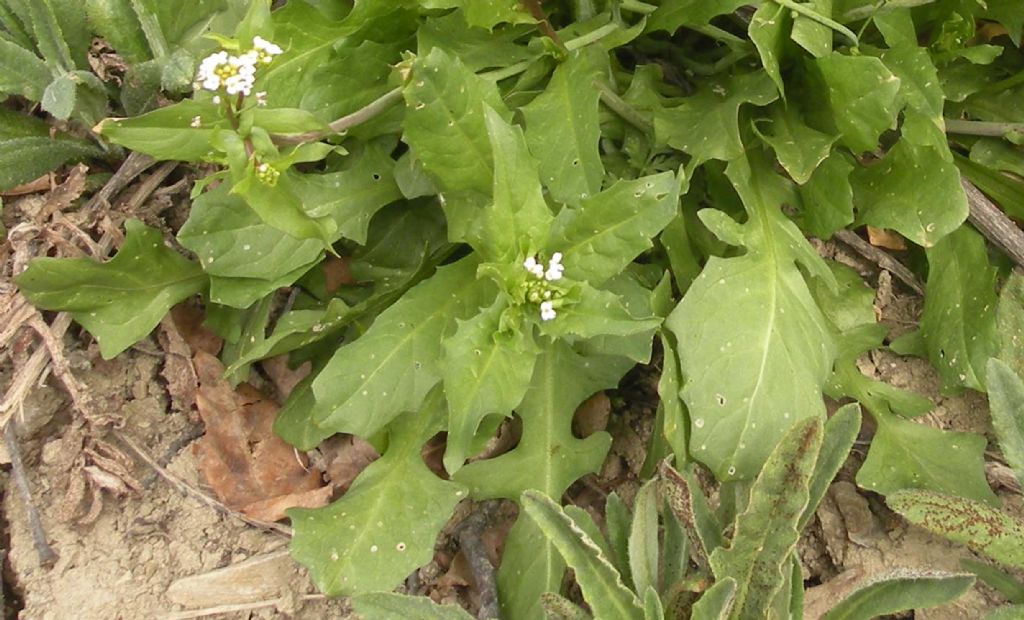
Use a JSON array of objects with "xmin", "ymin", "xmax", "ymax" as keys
[
  {"xmin": 241, "ymin": 485, "xmax": 334, "ymax": 522},
  {"xmin": 866, "ymin": 226, "xmax": 907, "ymax": 251},
  {"xmin": 192, "ymin": 351, "xmax": 327, "ymax": 519}
]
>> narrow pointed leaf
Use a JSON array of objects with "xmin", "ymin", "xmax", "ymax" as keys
[
  {"xmin": 522, "ymin": 490, "xmax": 645, "ymax": 620},
  {"xmin": 821, "ymin": 569, "xmax": 975, "ymax": 620},
  {"xmin": 352, "ymin": 593, "xmax": 474, "ymax": 620},
  {"xmin": 987, "ymin": 358, "xmax": 1024, "ymax": 488},
  {"xmin": 627, "ymin": 479, "xmax": 659, "ymax": 597},
  {"xmin": 799, "ymin": 403, "xmax": 861, "ymax": 530},
  {"xmin": 96, "ymin": 100, "xmax": 229, "ymax": 162},
  {"xmin": 691, "ymin": 578, "xmax": 737, "ymax": 620},
  {"xmin": 889, "ymin": 489, "xmax": 1022, "ymax": 566},
  {"xmin": 708, "ymin": 417, "xmax": 823, "ymax": 617},
  {"xmin": 0, "ymin": 38, "xmax": 51, "ymax": 100},
  {"xmin": 478, "ymin": 105, "xmax": 553, "ymax": 261}
]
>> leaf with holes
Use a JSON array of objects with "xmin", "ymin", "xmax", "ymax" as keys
[{"xmin": 290, "ymin": 390, "xmax": 467, "ymax": 595}]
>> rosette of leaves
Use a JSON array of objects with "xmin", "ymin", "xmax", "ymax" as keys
[{"xmin": 13, "ymin": 0, "xmax": 1024, "ymax": 614}]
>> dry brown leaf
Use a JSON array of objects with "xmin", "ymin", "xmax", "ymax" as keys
[
  {"xmin": 158, "ymin": 314, "xmax": 198, "ymax": 415},
  {"xmin": 192, "ymin": 351, "xmax": 326, "ymax": 518},
  {"xmin": 322, "ymin": 256, "xmax": 356, "ymax": 292},
  {"xmin": 978, "ymin": 22, "xmax": 1009, "ymax": 41},
  {"xmin": 171, "ymin": 303, "xmax": 223, "ymax": 355},
  {"xmin": 573, "ymin": 392, "xmax": 611, "ymax": 438},
  {"xmin": 261, "ymin": 355, "xmax": 311, "ymax": 400},
  {"xmin": 866, "ymin": 226, "xmax": 906, "ymax": 251},
  {"xmin": 318, "ymin": 434, "xmax": 379, "ymax": 493},
  {"xmin": 435, "ymin": 550, "xmax": 472, "ymax": 589},
  {"xmin": 240, "ymin": 485, "xmax": 333, "ymax": 522}
]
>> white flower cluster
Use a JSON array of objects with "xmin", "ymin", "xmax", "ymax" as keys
[
  {"xmin": 195, "ymin": 36, "xmax": 282, "ymax": 97},
  {"xmin": 523, "ymin": 252, "xmax": 563, "ymax": 282},
  {"xmin": 523, "ymin": 252, "xmax": 565, "ymax": 321}
]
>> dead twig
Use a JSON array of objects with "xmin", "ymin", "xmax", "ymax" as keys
[
  {"xmin": 0, "ymin": 313, "xmax": 73, "ymax": 429},
  {"xmin": 4, "ymin": 418, "xmax": 59, "ymax": 567},
  {"xmin": 81, "ymin": 151, "xmax": 155, "ymax": 215},
  {"xmin": 112, "ymin": 430, "xmax": 293, "ymax": 538},
  {"xmin": 962, "ymin": 177, "xmax": 1024, "ymax": 269},
  {"xmin": 121, "ymin": 161, "xmax": 178, "ymax": 214},
  {"xmin": 161, "ymin": 594, "xmax": 326, "ymax": 620},
  {"xmin": 455, "ymin": 501, "xmax": 501, "ymax": 620},
  {"xmin": 833, "ymin": 229, "xmax": 925, "ymax": 295}
]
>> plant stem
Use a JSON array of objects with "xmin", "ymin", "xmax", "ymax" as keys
[
  {"xmin": 986, "ymin": 70, "xmax": 1024, "ymax": 95},
  {"xmin": 519, "ymin": 0, "xmax": 567, "ymax": 52},
  {"xmin": 275, "ymin": 87, "xmax": 404, "ymax": 145},
  {"xmin": 565, "ymin": 22, "xmax": 621, "ymax": 51},
  {"xmin": 594, "ymin": 81, "xmax": 653, "ymax": 133},
  {"xmin": 774, "ymin": 0, "xmax": 860, "ymax": 46},
  {"xmin": 945, "ymin": 119, "xmax": 1024, "ymax": 138},
  {"xmin": 842, "ymin": 0, "xmax": 936, "ymax": 22},
  {"xmin": 678, "ymin": 46, "xmax": 754, "ymax": 76},
  {"xmin": 693, "ymin": 23, "xmax": 749, "ymax": 47},
  {"xmin": 619, "ymin": 0, "xmax": 657, "ymax": 14}
]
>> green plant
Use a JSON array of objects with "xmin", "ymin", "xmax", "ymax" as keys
[
  {"xmin": 11, "ymin": 0, "xmax": 1024, "ymax": 616},
  {"xmin": 523, "ymin": 411, "xmax": 974, "ymax": 619},
  {"xmin": 0, "ymin": 0, "xmax": 246, "ymax": 189}
]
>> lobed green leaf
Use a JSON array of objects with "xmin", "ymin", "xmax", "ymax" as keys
[{"xmin": 16, "ymin": 220, "xmax": 206, "ymax": 358}]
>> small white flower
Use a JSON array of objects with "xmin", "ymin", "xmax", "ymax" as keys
[
  {"xmin": 212, "ymin": 95, "xmax": 222, "ymax": 104},
  {"xmin": 190, "ymin": 115, "xmax": 202, "ymax": 128},
  {"xmin": 544, "ymin": 252, "xmax": 564, "ymax": 281},
  {"xmin": 252, "ymin": 36, "xmax": 283, "ymax": 64},
  {"xmin": 540, "ymin": 301, "xmax": 557, "ymax": 321},
  {"xmin": 255, "ymin": 91, "xmax": 268, "ymax": 106},
  {"xmin": 523, "ymin": 255, "xmax": 544, "ymax": 278},
  {"xmin": 253, "ymin": 36, "xmax": 283, "ymax": 56},
  {"xmin": 224, "ymin": 72, "xmax": 254, "ymax": 96}
]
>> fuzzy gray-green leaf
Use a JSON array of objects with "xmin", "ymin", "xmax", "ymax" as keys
[
  {"xmin": 522, "ymin": 490, "xmax": 645, "ymax": 620},
  {"xmin": 708, "ymin": 416, "xmax": 823, "ymax": 619},
  {"xmin": 988, "ymin": 358, "xmax": 1024, "ymax": 488},
  {"xmin": 822, "ymin": 570, "xmax": 975, "ymax": 620},
  {"xmin": 888, "ymin": 490, "xmax": 1022, "ymax": 567}
]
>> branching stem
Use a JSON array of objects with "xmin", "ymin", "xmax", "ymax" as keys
[
  {"xmin": 274, "ymin": 87, "xmax": 404, "ymax": 145},
  {"xmin": 594, "ymin": 81, "xmax": 653, "ymax": 133}
]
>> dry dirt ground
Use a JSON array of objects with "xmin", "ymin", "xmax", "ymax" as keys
[{"xmin": 1, "ymin": 184, "xmax": 1022, "ymax": 619}]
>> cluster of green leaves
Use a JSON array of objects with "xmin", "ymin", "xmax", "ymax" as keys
[
  {"xmin": 13, "ymin": 0, "xmax": 1024, "ymax": 617},
  {"xmin": 0, "ymin": 0, "xmax": 247, "ymax": 190}
]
